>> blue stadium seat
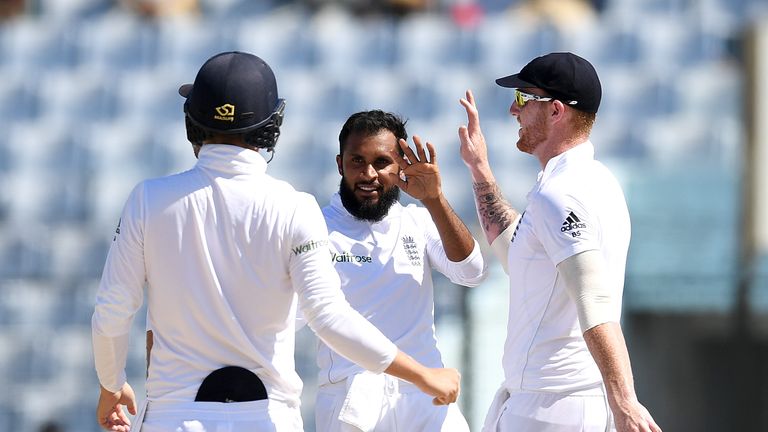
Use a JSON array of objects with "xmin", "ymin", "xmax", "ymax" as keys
[
  {"xmin": 396, "ymin": 14, "xmax": 480, "ymax": 68},
  {"xmin": 311, "ymin": 12, "xmax": 399, "ymax": 70},
  {"xmin": 76, "ymin": 12, "xmax": 159, "ymax": 71},
  {"xmin": 155, "ymin": 17, "xmax": 234, "ymax": 74},
  {"xmin": 235, "ymin": 12, "xmax": 316, "ymax": 69},
  {"xmin": 37, "ymin": 68, "xmax": 119, "ymax": 123},
  {"xmin": 0, "ymin": 72, "xmax": 41, "ymax": 122},
  {"xmin": 113, "ymin": 68, "xmax": 187, "ymax": 125},
  {"xmin": 0, "ymin": 18, "xmax": 77, "ymax": 71}
]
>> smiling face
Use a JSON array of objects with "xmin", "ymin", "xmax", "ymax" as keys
[
  {"xmin": 337, "ymin": 130, "xmax": 401, "ymax": 222},
  {"xmin": 510, "ymin": 88, "xmax": 552, "ymax": 156}
]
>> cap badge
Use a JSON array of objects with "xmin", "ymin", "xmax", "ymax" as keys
[{"xmin": 214, "ymin": 104, "xmax": 235, "ymax": 122}]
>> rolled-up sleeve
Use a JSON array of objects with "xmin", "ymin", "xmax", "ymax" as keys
[{"xmin": 424, "ymin": 213, "xmax": 487, "ymax": 287}]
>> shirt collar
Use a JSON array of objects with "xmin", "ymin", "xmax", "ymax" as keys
[
  {"xmin": 196, "ymin": 144, "xmax": 268, "ymax": 175},
  {"xmin": 537, "ymin": 140, "xmax": 595, "ymax": 185}
]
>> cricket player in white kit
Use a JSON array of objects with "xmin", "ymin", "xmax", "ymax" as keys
[
  {"xmin": 457, "ymin": 53, "xmax": 662, "ymax": 432},
  {"xmin": 91, "ymin": 51, "xmax": 461, "ymax": 432},
  {"xmin": 314, "ymin": 111, "xmax": 487, "ymax": 432}
]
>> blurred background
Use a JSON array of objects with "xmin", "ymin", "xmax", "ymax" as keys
[{"xmin": 0, "ymin": 0, "xmax": 767, "ymax": 430}]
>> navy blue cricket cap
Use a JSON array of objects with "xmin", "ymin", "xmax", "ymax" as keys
[
  {"xmin": 496, "ymin": 52, "xmax": 601, "ymax": 114},
  {"xmin": 179, "ymin": 51, "xmax": 283, "ymax": 134}
]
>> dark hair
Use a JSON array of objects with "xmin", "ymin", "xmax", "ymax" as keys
[{"xmin": 338, "ymin": 110, "xmax": 408, "ymax": 155}]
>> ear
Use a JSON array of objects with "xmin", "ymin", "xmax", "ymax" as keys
[
  {"xmin": 336, "ymin": 154, "xmax": 343, "ymax": 176},
  {"xmin": 550, "ymin": 100, "xmax": 567, "ymax": 124}
]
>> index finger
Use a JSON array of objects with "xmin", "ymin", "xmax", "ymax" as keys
[
  {"xmin": 392, "ymin": 141, "xmax": 410, "ymax": 170},
  {"xmin": 412, "ymin": 135, "xmax": 428, "ymax": 163},
  {"xmin": 398, "ymin": 138, "xmax": 420, "ymax": 165},
  {"xmin": 459, "ymin": 90, "xmax": 480, "ymax": 125}
]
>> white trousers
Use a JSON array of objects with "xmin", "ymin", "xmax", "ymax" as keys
[
  {"xmin": 137, "ymin": 399, "xmax": 303, "ymax": 432},
  {"xmin": 315, "ymin": 373, "xmax": 470, "ymax": 432},
  {"xmin": 483, "ymin": 387, "xmax": 616, "ymax": 432}
]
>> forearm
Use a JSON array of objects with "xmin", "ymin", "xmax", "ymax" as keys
[
  {"xmin": 421, "ymin": 194, "xmax": 475, "ymax": 261},
  {"xmin": 92, "ymin": 328, "xmax": 130, "ymax": 393},
  {"xmin": 472, "ymin": 181, "xmax": 520, "ymax": 244},
  {"xmin": 299, "ymin": 268, "xmax": 398, "ymax": 373},
  {"xmin": 384, "ymin": 350, "xmax": 428, "ymax": 386},
  {"xmin": 584, "ymin": 322, "xmax": 638, "ymax": 413}
]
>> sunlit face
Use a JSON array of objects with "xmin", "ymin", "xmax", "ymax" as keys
[
  {"xmin": 336, "ymin": 130, "xmax": 401, "ymax": 222},
  {"xmin": 510, "ymin": 88, "xmax": 551, "ymax": 155}
]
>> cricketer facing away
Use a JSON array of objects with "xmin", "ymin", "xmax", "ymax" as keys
[
  {"xmin": 457, "ymin": 52, "xmax": 662, "ymax": 432},
  {"xmin": 91, "ymin": 51, "xmax": 461, "ymax": 432},
  {"xmin": 314, "ymin": 110, "xmax": 487, "ymax": 431}
]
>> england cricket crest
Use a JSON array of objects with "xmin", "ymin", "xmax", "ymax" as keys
[{"xmin": 401, "ymin": 235, "xmax": 421, "ymax": 266}]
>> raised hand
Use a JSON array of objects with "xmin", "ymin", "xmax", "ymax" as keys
[
  {"xmin": 458, "ymin": 89, "xmax": 492, "ymax": 178},
  {"xmin": 388, "ymin": 135, "xmax": 442, "ymax": 202}
]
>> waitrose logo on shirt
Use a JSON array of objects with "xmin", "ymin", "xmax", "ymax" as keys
[
  {"xmin": 292, "ymin": 239, "xmax": 329, "ymax": 256},
  {"xmin": 331, "ymin": 251, "xmax": 372, "ymax": 263}
]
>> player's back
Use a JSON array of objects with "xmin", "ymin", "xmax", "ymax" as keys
[{"xmin": 141, "ymin": 144, "xmax": 312, "ymax": 404}]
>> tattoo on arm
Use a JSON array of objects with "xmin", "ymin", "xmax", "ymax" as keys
[{"xmin": 473, "ymin": 181, "xmax": 518, "ymax": 240}]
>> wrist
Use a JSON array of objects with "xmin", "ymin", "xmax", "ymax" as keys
[
  {"xmin": 420, "ymin": 193, "xmax": 445, "ymax": 208},
  {"xmin": 469, "ymin": 165, "xmax": 495, "ymax": 183},
  {"xmin": 605, "ymin": 381, "xmax": 638, "ymax": 413}
]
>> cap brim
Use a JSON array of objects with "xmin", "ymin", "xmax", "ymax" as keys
[
  {"xmin": 178, "ymin": 84, "xmax": 193, "ymax": 97},
  {"xmin": 495, "ymin": 74, "xmax": 536, "ymax": 89}
]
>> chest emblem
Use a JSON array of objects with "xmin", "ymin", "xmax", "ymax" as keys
[{"xmin": 401, "ymin": 235, "xmax": 421, "ymax": 266}]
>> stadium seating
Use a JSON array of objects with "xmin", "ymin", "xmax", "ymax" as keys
[{"xmin": 0, "ymin": 0, "xmax": 765, "ymax": 430}]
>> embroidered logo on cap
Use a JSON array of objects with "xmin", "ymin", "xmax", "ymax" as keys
[{"xmin": 214, "ymin": 104, "xmax": 235, "ymax": 122}]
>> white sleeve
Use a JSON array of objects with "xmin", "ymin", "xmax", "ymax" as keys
[
  {"xmin": 489, "ymin": 215, "xmax": 520, "ymax": 274},
  {"xmin": 92, "ymin": 183, "xmax": 147, "ymax": 392},
  {"xmin": 532, "ymin": 189, "xmax": 599, "ymax": 265},
  {"xmin": 423, "ymin": 212, "xmax": 487, "ymax": 287},
  {"xmin": 557, "ymin": 250, "xmax": 617, "ymax": 333},
  {"xmin": 289, "ymin": 195, "xmax": 397, "ymax": 373}
]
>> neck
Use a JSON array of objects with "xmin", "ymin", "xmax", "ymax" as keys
[{"xmin": 534, "ymin": 132, "xmax": 589, "ymax": 168}]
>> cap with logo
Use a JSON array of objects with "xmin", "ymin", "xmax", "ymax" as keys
[
  {"xmin": 496, "ymin": 52, "xmax": 601, "ymax": 114},
  {"xmin": 179, "ymin": 51, "xmax": 285, "ymax": 137}
]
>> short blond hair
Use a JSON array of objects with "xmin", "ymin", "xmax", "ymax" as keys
[{"xmin": 570, "ymin": 109, "xmax": 596, "ymax": 137}]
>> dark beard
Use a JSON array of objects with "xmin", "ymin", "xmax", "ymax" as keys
[{"xmin": 339, "ymin": 178, "xmax": 400, "ymax": 222}]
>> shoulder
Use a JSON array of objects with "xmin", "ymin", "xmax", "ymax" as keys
[{"xmin": 402, "ymin": 202, "xmax": 428, "ymax": 218}]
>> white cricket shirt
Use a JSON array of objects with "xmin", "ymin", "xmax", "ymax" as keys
[
  {"xmin": 317, "ymin": 193, "xmax": 486, "ymax": 385},
  {"xmin": 92, "ymin": 144, "xmax": 397, "ymax": 407},
  {"xmin": 502, "ymin": 141, "xmax": 630, "ymax": 393}
]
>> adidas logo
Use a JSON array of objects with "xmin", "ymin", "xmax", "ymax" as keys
[{"xmin": 560, "ymin": 211, "xmax": 587, "ymax": 233}]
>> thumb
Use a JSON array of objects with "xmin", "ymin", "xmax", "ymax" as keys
[
  {"xmin": 126, "ymin": 398, "xmax": 137, "ymax": 416},
  {"xmin": 385, "ymin": 171, "xmax": 406, "ymax": 189},
  {"xmin": 124, "ymin": 392, "xmax": 137, "ymax": 415}
]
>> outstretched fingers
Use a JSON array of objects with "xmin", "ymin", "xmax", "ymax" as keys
[
  {"xmin": 412, "ymin": 135, "xmax": 428, "ymax": 163},
  {"xmin": 459, "ymin": 89, "xmax": 481, "ymax": 129},
  {"xmin": 426, "ymin": 140, "xmax": 436, "ymax": 165},
  {"xmin": 394, "ymin": 139, "xmax": 412, "ymax": 170}
]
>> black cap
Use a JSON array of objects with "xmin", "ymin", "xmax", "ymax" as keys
[
  {"xmin": 179, "ymin": 51, "xmax": 283, "ymax": 134},
  {"xmin": 496, "ymin": 52, "xmax": 601, "ymax": 114}
]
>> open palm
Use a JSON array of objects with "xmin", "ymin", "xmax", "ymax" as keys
[{"xmin": 390, "ymin": 136, "xmax": 441, "ymax": 201}]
